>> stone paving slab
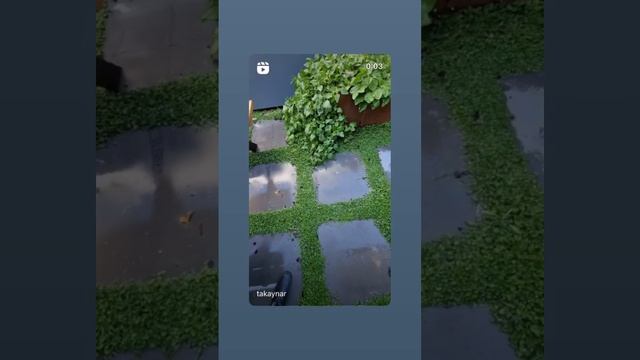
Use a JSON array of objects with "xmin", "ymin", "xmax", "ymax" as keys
[
  {"xmin": 108, "ymin": 345, "xmax": 218, "ymax": 359},
  {"xmin": 317, "ymin": 220, "xmax": 390, "ymax": 305},
  {"xmin": 502, "ymin": 73, "xmax": 545, "ymax": 186},
  {"xmin": 249, "ymin": 233, "xmax": 302, "ymax": 306},
  {"xmin": 249, "ymin": 162, "xmax": 297, "ymax": 214},
  {"xmin": 312, "ymin": 152, "xmax": 371, "ymax": 205},
  {"xmin": 422, "ymin": 306, "xmax": 517, "ymax": 360},
  {"xmin": 251, "ymin": 120, "xmax": 287, "ymax": 151},
  {"xmin": 96, "ymin": 126, "xmax": 218, "ymax": 285},
  {"xmin": 422, "ymin": 93, "xmax": 478, "ymax": 243},
  {"xmin": 104, "ymin": 0, "xmax": 215, "ymax": 89},
  {"xmin": 378, "ymin": 147, "xmax": 391, "ymax": 182}
]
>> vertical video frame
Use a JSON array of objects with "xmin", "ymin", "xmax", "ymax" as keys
[{"xmin": 248, "ymin": 54, "xmax": 392, "ymax": 306}]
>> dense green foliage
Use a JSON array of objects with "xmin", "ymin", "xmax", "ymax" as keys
[
  {"xmin": 421, "ymin": 1, "xmax": 544, "ymax": 359},
  {"xmin": 422, "ymin": 0, "xmax": 437, "ymax": 26},
  {"xmin": 283, "ymin": 54, "xmax": 391, "ymax": 164},
  {"xmin": 96, "ymin": 74, "xmax": 218, "ymax": 146},
  {"xmin": 250, "ymin": 123, "xmax": 391, "ymax": 305},
  {"xmin": 96, "ymin": 269, "xmax": 218, "ymax": 357}
]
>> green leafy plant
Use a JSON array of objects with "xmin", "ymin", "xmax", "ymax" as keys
[
  {"xmin": 96, "ymin": 268, "xmax": 218, "ymax": 357},
  {"xmin": 422, "ymin": 0, "xmax": 437, "ymax": 27},
  {"xmin": 283, "ymin": 54, "xmax": 391, "ymax": 164},
  {"xmin": 96, "ymin": 74, "xmax": 217, "ymax": 147}
]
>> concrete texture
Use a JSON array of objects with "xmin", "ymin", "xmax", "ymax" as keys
[
  {"xmin": 422, "ymin": 306, "xmax": 517, "ymax": 360},
  {"xmin": 312, "ymin": 152, "xmax": 371, "ymax": 205},
  {"xmin": 317, "ymin": 220, "xmax": 390, "ymax": 305},
  {"xmin": 378, "ymin": 147, "xmax": 391, "ymax": 182},
  {"xmin": 251, "ymin": 120, "xmax": 287, "ymax": 151},
  {"xmin": 96, "ymin": 126, "xmax": 218, "ymax": 285},
  {"xmin": 422, "ymin": 94, "xmax": 478, "ymax": 243},
  {"xmin": 249, "ymin": 233, "xmax": 302, "ymax": 306},
  {"xmin": 502, "ymin": 73, "xmax": 545, "ymax": 186},
  {"xmin": 249, "ymin": 162, "xmax": 297, "ymax": 214},
  {"xmin": 103, "ymin": 0, "xmax": 215, "ymax": 89}
]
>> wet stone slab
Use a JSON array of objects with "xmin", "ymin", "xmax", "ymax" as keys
[
  {"xmin": 96, "ymin": 126, "xmax": 218, "ymax": 285},
  {"xmin": 249, "ymin": 163, "xmax": 297, "ymax": 214},
  {"xmin": 378, "ymin": 147, "xmax": 391, "ymax": 182},
  {"xmin": 422, "ymin": 306, "xmax": 517, "ymax": 360},
  {"xmin": 104, "ymin": 0, "xmax": 215, "ymax": 89},
  {"xmin": 312, "ymin": 152, "xmax": 371, "ymax": 205},
  {"xmin": 251, "ymin": 120, "xmax": 287, "ymax": 151},
  {"xmin": 422, "ymin": 94, "xmax": 479, "ymax": 244},
  {"xmin": 502, "ymin": 73, "xmax": 545, "ymax": 186},
  {"xmin": 318, "ymin": 220, "xmax": 390, "ymax": 305},
  {"xmin": 249, "ymin": 233, "xmax": 302, "ymax": 306},
  {"xmin": 109, "ymin": 345, "xmax": 218, "ymax": 359}
]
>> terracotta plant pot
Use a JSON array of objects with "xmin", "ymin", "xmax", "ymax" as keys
[{"xmin": 338, "ymin": 94, "xmax": 390, "ymax": 127}]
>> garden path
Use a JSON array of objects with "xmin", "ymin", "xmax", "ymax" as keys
[{"xmin": 103, "ymin": 0, "xmax": 215, "ymax": 89}]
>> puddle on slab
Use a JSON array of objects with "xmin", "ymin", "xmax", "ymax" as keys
[
  {"xmin": 422, "ymin": 306, "xmax": 517, "ymax": 360},
  {"xmin": 422, "ymin": 93, "xmax": 478, "ymax": 243},
  {"xmin": 502, "ymin": 73, "xmax": 545, "ymax": 186},
  {"xmin": 249, "ymin": 233, "xmax": 302, "ymax": 305},
  {"xmin": 378, "ymin": 147, "xmax": 391, "ymax": 182},
  {"xmin": 312, "ymin": 152, "xmax": 371, "ymax": 205},
  {"xmin": 249, "ymin": 162, "xmax": 297, "ymax": 214},
  {"xmin": 96, "ymin": 126, "xmax": 218, "ymax": 285},
  {"xmin": 251, "ymin": 120, "xmax": 287, "ymax": 151},
  {"xmin": 317, "ymin": 220, "xmax": 390, "ymax": 305},
  {"xmin": 104, "ymin": 0, "xmax": 215, "ymax": 89}
]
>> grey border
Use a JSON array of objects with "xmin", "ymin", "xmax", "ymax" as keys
[{"xmin": 220, "ymin": 0, "xmax": 420, "ymax": 359}]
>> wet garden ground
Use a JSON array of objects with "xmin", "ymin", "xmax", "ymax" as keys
[
  {"xmin": 502, "ymin": 73, "xmax": 545, "ymax": 186},
  {"xmin": 97, "ymin": 126, "xmax": 218, "ymax": 284},
  {"xmin": 103, "ymin": 0, "xmax": 215, "ymax": 89},
  {"xmin": 421, "ymin": 1, "xmax": 544, "ymax": 359},
  {"xmin": 96, "ymin": 0, "xmax": 218, "ymax": 358},
  {"xmin": 249, "ymin": 117, "xmax": 391, "ymax": 305}
]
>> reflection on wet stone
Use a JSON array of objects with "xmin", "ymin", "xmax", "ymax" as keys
[
  {"xmin": 249, "ymin": 162, "xmax": 297, "ymax": 214},
  {"xmin": 422, "ymin": 306, "xmax": 517, "ymax": 360},
  {"xmin": 251, "ymin": 120, "xmax": 287, "ymax": 151},
  {"xmin": 312, "ymin": 152, "xmax": 371, "ymax": 204},
  {"xmin": 104, "ymin": 0, "xmax": 215, "ymax": 89},
  {"xmin": 249, "ymin": 233, "xmax": 302, "ymax": 305},
  {"xmin": 318, "ymin": 220, "xmax": 390, "ymax": 305},
  {"xmin": 96, "ymin": 126, "xmax": 218, "ymax": 285},
  {"xmin": 502, "ymin": 73, "xmax": 544, "ymax": 186},
  {"xmin": 421, "ymin": 94, "xmax": 478, "ymax": 243},
  {"xmin": 378, "ymin": 147, "xmax": 391, "ymax": 182}
]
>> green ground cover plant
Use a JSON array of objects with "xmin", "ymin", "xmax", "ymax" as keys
[
  {"xmin": 283, "ymin": 54, "xmax": 391, "ymax": 165},
  {"xmin": 253, "ymin": 107, "xmax": 284, "ymax": 121},
  {"xmin": 422, "ymin": 0, "xmax": 437, "ymax": 26},
  {"xmin": 96, "ymin": 268, "xmax": 218, "ymax": 357},
  {"xmin": 96, "ymin": 74, "xmax": 218, "ymax": 146},
  {"xmin": 421, "ymin": 1, "xmax": 544, "ymax": 359},
  {"xmin": 249, "ymin": 122, "xmax": 391, "ymax": 305}
]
